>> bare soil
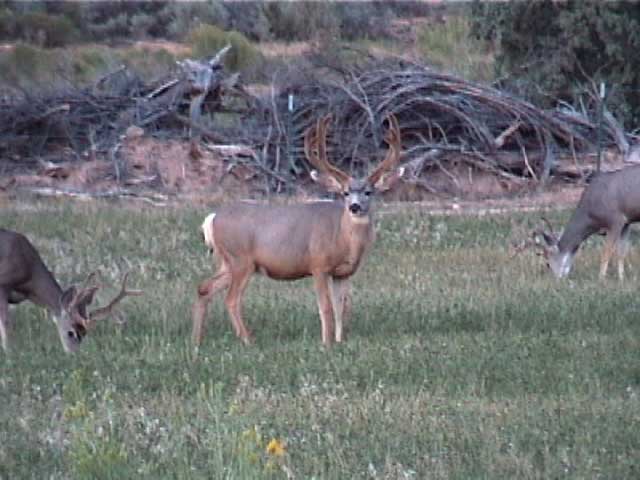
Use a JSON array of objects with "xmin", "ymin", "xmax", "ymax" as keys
[{"xmin": 1, "ymin": 132, "xmax": 588, "ymax": 215}]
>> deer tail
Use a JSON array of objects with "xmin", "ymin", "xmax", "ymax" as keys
[{"xmin": 201, "ymin": 213, "xmax": 216, "ymax": 254}]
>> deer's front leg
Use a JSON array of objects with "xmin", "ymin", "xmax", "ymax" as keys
[
  {"xmin": 616, "ymin": 224, "xmax": 631, "ymax": 282},
  {"xmin": 330, "ymin": 277, "xmax": 352, "ymax": 343},
  {"xmin": 313, "ymin": 272, "xmax": 335, "ymax": 346},
  {"xmin": 0, "ymin": 291, "xmax": 10, "ymax": 352}
]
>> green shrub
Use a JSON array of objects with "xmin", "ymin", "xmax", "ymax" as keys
[
  {"xmin": 0, "ymin": 7, "xmax": 15, "ymax": 39},
  {"xmin": 470, "ymin": 0, "xmax": 640, "ymax": 127},
  {"xmin": 15, "ymin": 12, "xmax": 78, "ymax": 47},
  {"xmin": 417, "ymin": 15, "xmax": 494, "ymax": 82},
  {"xmin": 69, "ymin": 46, "xmax": 113, "ymax": 83},
  {"xmin": 165, "ymin": 1, "xmax": 230, "ymax": 39},
  {"xmin": 187, "ymin": 24, "xmax": 261, "ymax": 72},
  {"xmin": 265, "ymin": 2, "xmax": 339, "ymax": 41},
  {"xmin": 0, "ymin": 43, "xmax": 53, "ymax": 86},
  {"xmin": 118, "ymin": 47, "xmax": 177, "ymax": 79}
]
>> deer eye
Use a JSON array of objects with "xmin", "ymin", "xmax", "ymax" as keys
[
  {"xmin": 364, "ymin": 191, "xmax": 372, "ymax": 197},
  {"xmin": 343, "ymin": 191, "xmax": 350, "ymax": 197}
]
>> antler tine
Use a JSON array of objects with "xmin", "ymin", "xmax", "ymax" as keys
[
  {"xmin": 540, "ymin": 216, "xmax": 558, "ymax": 242},
  {"xmin": 509, "ymin": 238, "xmax": 532, "ymax": 259},
  {"xmin": 81, "ymin": 270, "xmax": 101, "ymax": 290},
  {"xmin": 368, "ymin": 114, "xmax": 402, "ymax": 185},
  {"xmin": 87, "ymin": 272, "xmax": 143, "ymax": 325},
  {"xmin": 304, "ymin": 114, "xmax": 350, "ymax": 184}
]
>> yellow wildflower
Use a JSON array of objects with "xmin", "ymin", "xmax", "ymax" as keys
[{"xmin": 266, "ymin": 438, "xmax": 286, "ymax": 457}]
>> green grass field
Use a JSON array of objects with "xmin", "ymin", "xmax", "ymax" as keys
[{"xmin": 1, "ymin": 200, "xmax": 639, "ymax": 479}]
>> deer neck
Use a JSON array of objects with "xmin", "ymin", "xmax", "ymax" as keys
[
  {"xmin": 557, "ymin": 209, "xmax": 594, "ymax": 255},
  {"xmin": 29, "ymin": 265, "xmax": 64, "ymax": 315},
  {"xmin": 338, "ymin": 209, "xmax": 374, "ymax": 262}
]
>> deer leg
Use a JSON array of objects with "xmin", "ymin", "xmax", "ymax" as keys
[
  {"xmin": 192, "ymin": 266, "xmax": 231, "ymax": 346},
  {"xmin": 616, "ymin": 224, "xmax": 632, "ymax": 282},
  {"xmin": 224, "ymin": 266, "xmax": 254, "ymax": 345},
  {"xmin": 313, "ymin": 272, "xmax": 335, "ymax": 346},
  {"xmin": 330, "ymin": 278, "xmax": 352, "ymax": 343},
  {"xmin": 600, "ymin": 224, "xmax": 624, "ymax": 280},
  {"xmin": 0, "ymin": 290, "xmax": 9, "ymax": 352}
]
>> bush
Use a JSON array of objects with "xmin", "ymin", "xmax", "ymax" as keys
[
  {"xmin": 470, "ymin": 0, "xmax": 640, "ymax": 127},
  {"xmin": 0, "ymin": 7, "xmax": 15, "ymax": 39},
  {"xmin": 187, "ymin": 24, "xmax": 261, "ymax": 72},
  {"xmin": 335, "ymin": 3, "xmax": 396, "ymax": 41},
  {"xmin": 163, "ymin": 1, "xmax": 230, "ymax": 39},
  {"xmin": 14, "ymin": 12, "xmax": 78, "ymax": 47},
  {"xmin": 118, "ymin": 47, "xmax": 177, "ymax": 79},
  {"xmin": 417, "ymin": 15, "xmax": 493, "ymax": 82},
  {"xmin": 0, "ymin": 43, "xmax": 54, "ymax": 87},
  {"xmin": 86, "ymin": 13, "xmax": 130, "ymax": 42},
  {"xmin": 68, "ymin": 46, "xmax": 113, "ymax": 83},
  {"xmin": 224, "ymin": 2, "xmax": 271, "ymax": 42},
  {"xmin": 264, "ymin": 3, "xmax": 339, "ymax": 41}
]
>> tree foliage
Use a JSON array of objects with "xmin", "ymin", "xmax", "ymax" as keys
[{"xmin": 470, "ymin": 0, "xmax": 640, "ymax": 128}]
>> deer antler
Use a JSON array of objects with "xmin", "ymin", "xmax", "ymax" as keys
[
  {"xmin": 80, "ymin": 270, "xmax": 102, "ymax": 292},
  {"xmin": 304, "ymin": 114, "xmax": 350, "ymax": 186},
  {"xmin": 86, "ymin": 272, "xmax": 143, "ymax": 326},
  {"xmin": 368, "ymin": 114, "xmax": 402, "ymax": 186},
  {"xmin": 540, "ymin": 216, "xmax": 558, "ymax": 243}
]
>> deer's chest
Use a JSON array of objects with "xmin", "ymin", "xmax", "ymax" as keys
[{"xmin": 330, "ymin": 231, "xmax": 373, "ymax": 279}]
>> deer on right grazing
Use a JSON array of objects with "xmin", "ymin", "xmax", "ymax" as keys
[
  {"xmin": 192, "ymin": 114, "xmax": 404, "ymax": 346},
  {"xmin": 532, "ymin": 165, "xmax": 640, "ymax": 280}
]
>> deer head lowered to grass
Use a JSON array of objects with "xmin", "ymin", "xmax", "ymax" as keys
[
  {"xmin": 527, "ymin": 165, "xmax": 640, "ymax": 280},
  {"xmin": 192, "ymin": 114, "xmax": 405, "ymax": 346},
  {"xmin": 0, "ymin": 228, "xmax": 142, "ymax": 353}
]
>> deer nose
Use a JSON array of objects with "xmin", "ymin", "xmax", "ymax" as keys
[{"xmin": 349, "ymin": 203, "xmax": 362, "ymax": 214}]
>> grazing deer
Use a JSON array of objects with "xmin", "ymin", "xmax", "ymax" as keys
[
  {"xmin": 0, "ymin": 228, "xmax": 142, "ymax": 353},
  {"xmin": 192, "ymin": 114, "xmax": 404, "ymax": 346},
  {"xmin": 533, "ymin": 165, "xmax": 640, "ymax": 280}
]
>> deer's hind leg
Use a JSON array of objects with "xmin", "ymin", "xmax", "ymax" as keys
[{"xmin": 192, "ymin": 265, "xmax": 231, "ymax": 345}]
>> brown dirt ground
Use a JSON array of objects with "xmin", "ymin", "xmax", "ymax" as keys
[{"xmin": 2, "ymin": 132, "xmax": 592, "ymax": 216}]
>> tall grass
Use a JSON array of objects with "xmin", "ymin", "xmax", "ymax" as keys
[
  {"xmin": 417, "ymin": 15, "xmax": 494, "ymax": 82},
  {"xmin": 0, "ymin": 200, "xmax": 638, "ymax": 478}
]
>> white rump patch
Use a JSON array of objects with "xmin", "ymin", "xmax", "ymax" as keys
[{"xmin": 201, "ymin": 213, "xmax": 216, "ymax": 250}]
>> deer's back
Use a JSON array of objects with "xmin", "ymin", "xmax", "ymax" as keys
[
  {"xmin": 0, "ymin": 229, "xmax": 44, "ymax": 287},
  {"xmin": 581, "ymin": 166, "xmax": 640, "ymax": 224}
]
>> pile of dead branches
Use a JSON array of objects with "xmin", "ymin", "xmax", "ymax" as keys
[
  {"xmin": 264, "ymin": 59, "xmax": 628, "ymax": 192},
  {"xmin": 0, "ymin": 52, "xmax": 630, "ymax": 196},
  {"xmin": 0, "ymin": 46, "xmax": 252, "ymax": 174}
]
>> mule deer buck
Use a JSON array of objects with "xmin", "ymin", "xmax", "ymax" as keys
[
  {"xmin": 532, "ymin": 166, "xmax": 640, "ymax": 280},
  {"xmin": 192, "ymin": 114, "xmax": 404, "ymax": 346},
  {"xmin": 0, "ymin": 228, "xmax": 142, "ymax": 353}
]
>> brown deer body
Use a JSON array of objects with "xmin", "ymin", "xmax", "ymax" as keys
[
  {"xmin": 535, "ymin": 165, "xmax": 640, "ymax": 280},
  {"xmin": 0, "ymin": 228, "xmax": 141, "ymax": 353},
  {"xmin": 192, "ymin": 115, "xmax": 403, "ymax": 346}
]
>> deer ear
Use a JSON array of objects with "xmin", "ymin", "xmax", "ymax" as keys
[
  {"xmin": 310, "ymin": 170, "xmax": 346, "ymax": 193},
  {"xmin": 374, "ymin": 166, "xmax": 405, "ymax": 192},
  {"xmin": 60, "ymin": 286, "xmax": 77, "ymax": 308}
]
